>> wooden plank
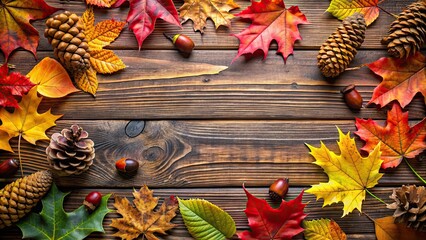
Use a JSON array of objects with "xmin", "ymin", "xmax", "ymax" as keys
[
  {"xmin": 1, "ymin": 120, "xmax": 424, "ymax": 188},
  {"xmin": 0, "ymin": 187, "xmax": 397, "ymax": 239},
  {"xmin": 30, "ymin": 0, "xmax": 415, "ymax": 51},
  {"xmin": 5, "ymin": 50, "xmax": 425, "ymax": 120}
]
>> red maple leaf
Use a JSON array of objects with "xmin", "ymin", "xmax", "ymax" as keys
[
  {"xmin": 0, "ymin": 0, "xmax": 59, "ymax": 61},
  {"xmin": 113, "ymin": 0, "xmax": 181, "ymax": 49},
  {"xmin": 232, "ymin": 0, "xmax": 309, "ymax": 63},
  {"xmin": 0, "ymin": 64, "xmax": 35, "ymax": 108},
  {"xmin": 355, "ymin": 103, "xmax": 426, "ymax": 169},
  {"xmin": 366, "ymin": 52, "xmax": 426, "ymax": 108},
  {"xmin": 238, "ymin": 186, "xmax": 306, "ymax": 240}
]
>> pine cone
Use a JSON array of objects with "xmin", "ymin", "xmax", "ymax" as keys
[
  {"xmin": 382, "ymin": 1, "xmax": 426, "ymax": 58},
  {"xmin": 46, "ymin": 125, "xmax": 95, "ymax": 176},
  {"xmin": 44, "ymin": 11, "xmax": 91, "ymax": 73},
  {"xmin": 0, "ymin": 170, "xmax": 52, "ymax": 229},
  {"xmin": 387, "ymin": 185, "xmax": 426, "ymax": 231},
  {"xmin": 317, "ymin": 13, "xmax": 366, "ymax": 78}
]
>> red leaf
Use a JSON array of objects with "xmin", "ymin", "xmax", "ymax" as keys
[
  {"xmin": 0, "ymin": 64, "xmax": 35, "ymax": 108},
  {"xmin": 232, "ymin": 0, "xmax": 309, "ymax": 63},
  {"xmin": 355, "ymin": 103, "xmax": 426, "ymax": 169},
  {"xmin": 0, "ymin": 0, "xmax": 59, "ymax": 60},
  {"xmin": 238, "ymin": 186, "xmax": 306, "ymax": 240},
  {"xmin": 113, "ymin": 0, "xmax": 181, "ymax": 49},
  {"xmin": 366, "ymin": 52, "xmax": 426, "ymax": 108}
]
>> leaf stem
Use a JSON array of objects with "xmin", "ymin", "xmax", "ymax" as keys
[
  {"xmin": 378, "ymin": 6, "xmax": 398, "ymax": 18},
  {"xmin": 362, "ymin": 211, "xmax": 375, "ymax": 223},
  {"xmin": 404, "ymin": 158, "xmax": 426, "ymax": 185},
  {"xmin": 18, "ymin": 133, "xmax": 23, "ymax": 177},
  {"xmin": 345, "ymin": 65, "xmax": 364, "ymax": 71},
  {"xmin": 365, "ymin": 188, "xmax": 386, "ymax": 205}
]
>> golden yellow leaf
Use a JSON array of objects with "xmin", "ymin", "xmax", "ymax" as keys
[
  {"xmin": 86, "ymin": 0, "xmax": 117, "ymax": 8},
  {"xmin": 0, "ymin": 88, "xmax": 62, "ymax": 152},
  {"xmin": 90, "ymin": 49, "xmax": 126, "ymax": 74},
  {"xmin": 303, "ymin": 218, "xmax": 347, "ymax": 240},
  {"xmin": 179, "ymin": 0, "xmax": 239, "ymax": 32},
  {"xmin": 27, "ymin": 57, "xmax": 79, "ymax": 98},
  {"xmin": 81, "ymin": 7, "xmax": 95, "ymax": 40},
  {"xmin": 375, "ymin": 216, "xmax": 426, "ymax": 240},
  {"xmin": 305, "ymin": 127, "xmax": 383, "ymax": 217},
  {"xmin": 74, "ymin": 67, "xmax": 98, "ymax": 96}
]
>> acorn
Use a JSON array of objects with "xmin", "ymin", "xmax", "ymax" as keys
[
  {"xmin": 269, "ymin": 178, "xmax": 289, "ymax": 201},
  {"xmin": 0, "ymin": 158, "xmax": 19, "ymax": 178},
  {"xmin": 341, "ymin": 84, "xmax": 363, "ymax": 110},
  {"xmin": 115, "ymin": 158, "xmax": 139, "ymax": 173},
  {"xmin": 83, "ymin": 191, "xmax": 102, "ymax": 211},
  {"xmin": 163, "ymin": 33, "xmax": 195, "ymax": 56}
]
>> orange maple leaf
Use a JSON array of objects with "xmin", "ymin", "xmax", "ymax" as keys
[
  {"xmin": 232, "ymin": 0, "xmax": 309, "ymax": 63},
  {"xmin": 355, "ymin": 103, "xmax": 426, "ymax": 169}
]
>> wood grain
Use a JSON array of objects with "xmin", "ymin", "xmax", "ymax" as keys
[{"xmin": 1, "ymin": 120, "xmax": 424, "ymax": 188}]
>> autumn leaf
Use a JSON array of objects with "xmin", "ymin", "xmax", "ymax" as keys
[
  {"xmin": 74, "ymin": 67, "xmax": 98, "ymax": 96},
  {"xmin": 374, "ymin": 216, "xmax": 426, "ymax": 240},
  {"xmin": 0, "ymin": 87, "xmax": 62, "ymax": 152},
  {"xmin": 86, "ymin": 0, "xmax": 118, "ymax": 8},
  {"xmin": 178, "ymin": 198, "xmax": 236, "ymax": 240},
  {"xmin": 113, "ymin": 0, "xmax": 181, "ymax": 49},
  {"xmin": 303, "ymin": 219, "xmax": 347, "ymax": 240},
  {"xmin": 110, "ymin": 185, "xmax": 178, "ymax": 240},
  {"xmin": 232, "ymin": 0, "xmax": 309, "ymax": 63},
  {"xmin": 0, "ymin": 64, "xmax": 34, "ymax": 108},
  {"xmin": 90, "ymin": 50, "xmax": 126, "ymax": 74},
  {"xmin": 0, "ymin": 0, "xmax": 58, "ymax": 60},
  {"xmin": 27, "ymin": 57, "xmax": 79, "ymax": 98},
  {"xmin": 367, "ymin": 52, "xmax": 426, "ymax": 108},
  {"xmin": 238, "ymin": 186, "xmax": 306, "ymax": 240},
  {"xmin": 355, "ymin": 103, "xmax": 426, "ymax": 169},
  {"xmin": 179, "ymin": 0, "xmax": 239, "ymax": 32},
  {"xmin": 327, "ymin": 0, "xmax": 380, "ymax": 26},
  {"xmin": 305, "ymin": 127, "xmax": 383, "ymax": 217}
]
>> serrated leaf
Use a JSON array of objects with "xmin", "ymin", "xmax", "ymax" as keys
[
  {"xmin": 0, "ymin": 64, "xmax": 35, "ymax": 108},
  {"xmin": 305, "ymin": 127, "xmax": 383, "ymax": 217},
  {"xmin": 27, "ymin": 57, "xmax": 79, "ymax": 98},
  {"xmin": 374, "ymin": 216, "xmax": 426, "ymax": 240},
  {"xmin": 178, "ymin": 198, "xmax": 236, "ymax": 240},
  {"xmin": 74, "ymin": 67, "xmax": 98, "ymax": 96},
  {"xmin": 86, "ymin": 0, "xmax": 118, "ymax": 7},
  {"xmin": 17, "ymin": 183, "xmax": 112, "ymax": 240},
  {"xmin": 90, "ymin": 49, "xmax": 126, "ymax": 74},
  {"xmin": 82, "ymin": 7, "xmax": 95, "ymax": 39},
  {"xmin": 303, "ymin": 218, "xmax": 347, "ymax": 240},
  {"xmin": 327, "ymin": 0, "xmax": 379, "ymax": 26},
  {"xmin": 0, "ymin": 87, "xmax": 62, "ymax": 152}
]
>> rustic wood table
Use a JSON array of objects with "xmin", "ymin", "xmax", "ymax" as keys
[{"xmin": 1, "ymin": 0, "xmax": 426, "ymax": 239}]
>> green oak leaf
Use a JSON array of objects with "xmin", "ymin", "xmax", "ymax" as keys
[
  {"xmin": 17, "ymin": 183, "xmax": 112, "ymax": 240},
  {"xmin": 178, "ymin": 198, "xmax": 236, "ymax": 240}
]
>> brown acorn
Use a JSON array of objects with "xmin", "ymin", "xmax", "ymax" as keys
[
  {"xmin": 163, "ymin": 33, "xmax": 195, "ymax": 56},
  {"xmin": 0, "ymin": 159, "xmax": 19, "ymax": 178},
  {"xmin": 115, "ymin": 158, "xmax": 139, "ymax": 173},
  {"xmin": 269, "ymin": 178, "xmax": 289, "ymax": 201},
  {"xmin": 83, "ymin": 191, "xmax": 102, "ymax": 211},
  {"xmin": 341, "ymin": 84, "xmax": 363, "ymax": 110}
]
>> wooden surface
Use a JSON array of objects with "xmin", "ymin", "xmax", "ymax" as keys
[{"xmin": 1, "ymin": 0, "xmax": 425, "ymax": 239}]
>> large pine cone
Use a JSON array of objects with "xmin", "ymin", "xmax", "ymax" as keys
[
  {"xmin": 46, "ymin": 125, "xmax": 95, "ymax": 176},
  {"xmin": 317, "ymin": 13, "xmax": 366, "ymax": 78},
  {"xmin": 382, "ymin": 1, "xmax": 426, "ymax": 58},
  {"xmin": 387, "ymin": 185, "xmax": 426, "ymax": 231},
  {"xmin": 45, "ymin": 11, "xmax": 91, "ymax": 73},
  {"xmin": 0, "ymin": 170, "xmax": 52, "ymax": 229}
]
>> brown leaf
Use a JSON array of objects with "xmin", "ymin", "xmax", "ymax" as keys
[
  {"xmin": 375, "ymin": 216, "xmax": 426, "ymax": 240},
  {"xmin": 110, "ymin": 185, "xmax": 178, "ymax": 240}
]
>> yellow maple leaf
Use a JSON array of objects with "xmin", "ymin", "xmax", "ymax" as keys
[
  {"xmin": 305, "ymin": 127, "xmax": 383, "ymax": 217},
  {"xmin": 179, "ymin": 0, "xmax": 239, "ymax": 32},
  {"xmin": 0, "ymin": 87, "xmax": 63, "ymax": 152},
  {"xmin": 110, "ymin": 185, "xmax": 178, "ymax": 240},
  {"xmin": 303, "ymin": 218, "xmax": 347, "ymax": 240}
]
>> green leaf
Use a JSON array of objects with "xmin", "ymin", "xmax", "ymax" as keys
[
  {"xmin": 326, "ymin": 0, "xmax": 380, "ymax": 26},
  {"xmin": 17, "ymin": 183, "xmax": 112, "ymax": 240},
  {"xmin": 178, "ymin": 198, "xmax": 236, "ymax": 240}
]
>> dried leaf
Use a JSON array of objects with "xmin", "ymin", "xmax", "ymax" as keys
[
  {"xmin": 110, "ymin": 185, "xmax": 178, "ymax": 240},
  {"xmin": 327, "ymin": 0, "xmax": 379, "ymax": 26},
  {"xmin": 74, "ymin": 68, "xmax": 98, "ymax": 96},
  {"xmin": 233, "ymin": 0, "xmax": 309, "ymax": 63},
  {"xmin": 0, "ymin": 87, "xmax": 62, "ymax": 152},
  {"xmin": 355, "ymin": 103, "xmax": 426, "ymax": 169},
  {"xmin": 303, "ymin": 219, "xmax": 347, "ymax": 240},
  {"xmin": 179, "ymin": 0, "xmax": 239, "ymax": 32},
  {"xmin": 305, "ymin": 127, "xmax": 383, "ymax": 216},
  {"xmin": 27, "ymin": 57, "xmax": 79, "ymax": 98},
  {"xmin": 90, "ymin": 49, "xmax": 126, "ymax": 74},
  {"xmin": 0, "ymin": 64, "xmax": 35, "ymax": 108},
  {"xmin": 86, "ymin": 0, "xmax": 118, "ymax": 8},
  {"xmin": 0, "ymin": 0, "xmax": 58, "ymax": 60},
  {"xmin": 375, "ymin": 216, "xmax": 426, "ymax": 240}
]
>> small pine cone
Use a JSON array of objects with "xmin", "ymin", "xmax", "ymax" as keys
[
  {"xmin": 382, "ymin": 1, "xmax": 426, "ymax": 58},
  {"xmin": 44, "ymin": 11, "xmax": 91, "ymax": 73},
  {"xmin": 46, "ymin": 125, "xmax": 95, "ymax": 176},
  {"xmin": 317, "ymin": 13, "xmax": 366, "ymax": 78},
  {"xmin": 0, "ymin": 170, "xmax": 52, "ymax": 229},
  {"xmin": 387, "ymin": 185, "xmax": 426, "ymax": 231}
]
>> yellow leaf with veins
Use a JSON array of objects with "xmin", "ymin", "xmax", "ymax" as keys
[{"xmin": 303, "ymin": 218, "xmax": 347, "ymax": 240}]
